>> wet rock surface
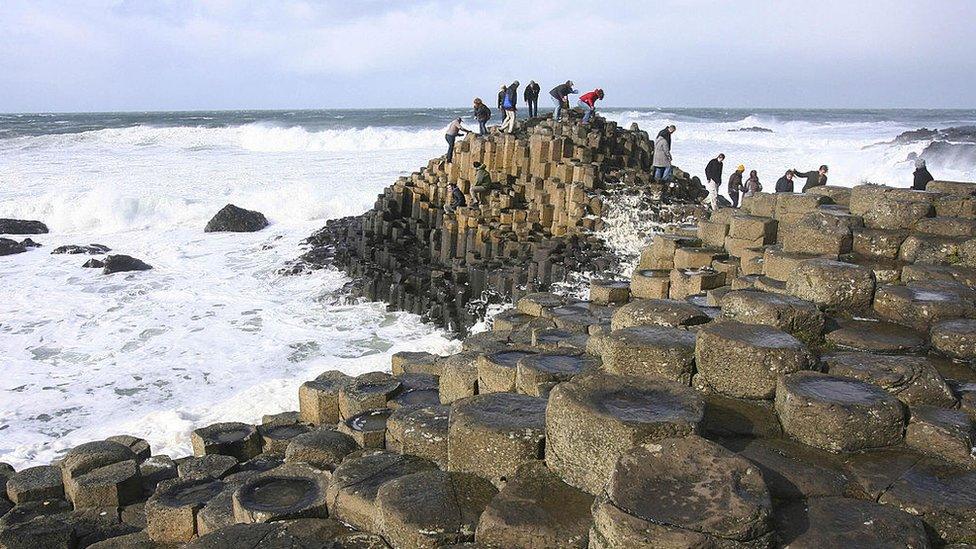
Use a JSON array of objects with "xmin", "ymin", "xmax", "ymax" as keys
[{"xmin": 102, "ymin": 254, "xmax": 153, "ymax": 274}]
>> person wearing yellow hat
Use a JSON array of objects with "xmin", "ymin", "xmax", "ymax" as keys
[{"xmin": 728, "ymin": 164, "xmax": 746, "ymax": 207}]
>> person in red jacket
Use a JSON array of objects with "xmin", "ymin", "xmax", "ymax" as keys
[{"xmin": 577, "ymin": 89, "xmax": 604, "ymax": 124}]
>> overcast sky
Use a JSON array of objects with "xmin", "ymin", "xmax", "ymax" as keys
[{"xmin": 1, "ymin": 0, "xmax": 974, "ymax": 112}]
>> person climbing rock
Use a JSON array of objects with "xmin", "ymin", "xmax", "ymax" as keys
[
  {"xmin": 913, "ymin": 158, "xmax": 934, "ymax": 190},
  {"xmin": 471, "ymin": 161, "xmax": 492, "ymax": 206},
  {"xmin": 524, "ymin": 80, "xmax": 541, "ymax": 118},
  {"xmin": 653, "ymin": 125, "xmax": 676, "ymax": 182},
  {"xmin": 728, "ymin": 164, "xmax": 745, "ymax": 207},
  {"xmin": 473, "ymin": 98, "xmax": 491, "ymax": 135},
  {"xmin": 744, "ymin": 169, "xmax": 762, "ymax": 197},
  {"xmin": 704, "ymin": 154, "xmax": 725, "ymax": 211},
  {"xmin": 444, "ymin": 117, "xmax": 470, "ymax": 163},
  {"xmin": 775, "ymin": 170, "xmax": 796, "ymax": 193},
  {"xmin": 445, "ymin": 182, "xmax": 466, "ymax": 213},
  {"xmin": 577, "ymin": 89, "xmax": 604, "ymax": 124},
  {"xmin": 500, "ymin": 81, "xmax": 520, "ymax": 134},
  {"xmin": 549, "ymin": 80, "xmax": 577, "ymax": 121},
  {"xmin": 794, "ymin": 165, "xmax": 828, "ymax": 191}
]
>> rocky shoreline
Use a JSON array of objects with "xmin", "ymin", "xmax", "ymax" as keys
[{"xmin": 3, "ymin": 115, "xmax": 976, "ymax": 547}]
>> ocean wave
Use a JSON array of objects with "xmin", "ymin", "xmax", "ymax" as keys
[{"xmin": 0, "ymin": 123, "xmax": 444, "ymax": 154}]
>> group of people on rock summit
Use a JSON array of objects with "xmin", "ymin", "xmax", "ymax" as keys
[
  {"xmin": 699, "ymin": 154, "xmax": 831, "ymax": 210},
  {"xmin": 443, "ymin": 79, "xmax": 605, "ymax": 162}
]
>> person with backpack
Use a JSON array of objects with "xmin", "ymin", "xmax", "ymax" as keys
[
  {"xmin": 523, "ymin": 81, "xmax": 541, "ymax": 118},
  {"xmin": 500, "ymin": 81, "xmax": 520, "ymax": 134},
  {"xmin": 548, "ymin": 80, "xmax": 577, "ymax": 121},
  {"xmin": 472, "ymin": 98, "xmax": 491, "ymax": 135},
  {"xmin": 577, "ymin": 89, "xmax": 604, "ymax": 124}
]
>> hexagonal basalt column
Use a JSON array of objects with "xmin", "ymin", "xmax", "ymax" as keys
[{"xmin": 191, "ymin": 422, "xmax": 262, "ymax": 461}]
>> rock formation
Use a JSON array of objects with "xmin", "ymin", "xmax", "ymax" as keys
[
  {"xmin": 204, "ymin": 205, "xmax": 269, "ymax": 233},
  {"xmin": 0, "ymin": 218, "xmax": 48, "ymax": 235},
  {"xmin": 287, "ymin": 111, "xmax": 704, "ymax": 334}
]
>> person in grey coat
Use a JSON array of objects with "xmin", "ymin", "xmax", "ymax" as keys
[{"xmin": 653, "ymin": 125, "xmax": 676, "ymax": 182}]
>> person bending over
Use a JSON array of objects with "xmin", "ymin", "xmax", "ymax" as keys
[
  {"xmin": 549, "ymin": 80, "xmax": 577, "ymax": 121},
  {"xmin": 793, "ymin": 164, "xmax": 828, "ymax": 192},
  {"xmin": 523, "ymin": 80, "xmax": 541, "ymax": 118},
  {"xmin": 444, "ymin": 117, "xmax": 470, "ymax": 163},
  {"xmin": 577, "ymin": 89, "xmax": 604, "ymax": 124}
]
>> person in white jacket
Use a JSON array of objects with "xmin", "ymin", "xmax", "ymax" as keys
[{"xmin": 653, "ymin": 125, "xmax": 676, "ymax": 182}]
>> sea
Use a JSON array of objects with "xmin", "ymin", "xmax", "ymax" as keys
[{"xmin": 2, "ymin": 107, "xmax": 975, "ymax": 468}]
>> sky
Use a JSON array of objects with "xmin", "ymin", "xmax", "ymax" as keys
[{"xmin": 0, "ymin": 0, "xmax": 974, "ymax": 112}]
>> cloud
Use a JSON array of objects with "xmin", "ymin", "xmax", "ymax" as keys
[{"xmin": 0, "ymin": 0, "xmax": 973, "ymax": 111}]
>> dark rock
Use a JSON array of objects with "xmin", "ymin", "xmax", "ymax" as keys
[
  {"xmin": 144, "ymin": 476, "xmax": 225, "ymax": 543},
  {"xmin": 822, "ymin": 352, "xmax": 956, "ymax": 407},
  {"xmin": 285, "ymin": 427, "xmax": 359, "ymax": 471},
  {"xmin": 775, "ymin": 497, "xmax": 931, "ymax": 548},
  {"xmin": 232, "ymin": 466, "xmax": 329, "ymax": 523},
  {"xmin": 19, "ymin": 238, "xmax": 41, "ymax": 249},
  {"xmin": 825, "ymin": 319, "xmax": 927, "ymax": 354},
  {"xmin": 0, "ymin": 238, "xmax": 26, "ymax": 256},
  {"xmin": 102, "ymin": 254, "xmax": 152, "ymax": 274},
  {"xmin": 190, "ymin": 422, "xmax": 262, "ymax": 461},
  {"xmin": 204, "ymin": 204, "xmax": 269, "ymax": 233},
  {"xmin": 0, "ymin": 218, "xmax": 48, "ymax": 235},
  {"xmin": 879, "ymin": 458, "xmax": 976, "ymax": 545},
  {"xmin": 177, "ymin": 455, "xmax": 239, "ymax": 480},
  {"xmin": 52, "ymin": 244, "xmax": 111, "ymax": 255},
  {"xmin": 82, "ymin": 258, "xmax": 105, "ymax": 268},
  {"xmin": 5, "ymin": 465, "xmax": 64, "ymax": 504}
]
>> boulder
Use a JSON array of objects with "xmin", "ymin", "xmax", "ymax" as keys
[
  {"xmin": 391, "ymin": 351, "xmax": 442, "ymax": 376},
  {"xmin": 204, "ymin": 204, "xmax": 269, "ymax": 233},
  {"xmin": 51, "ymin": 244, "xmax": 111, "ymax": 255},
  {"xmin": 696, "ymin": 320, "xmax": 815, "ymax": 399},
  {"xmin": 377, "ymin": 470, "xmax": 497, "ymax": 548},
  {"xmin": 105, "ymin": 435, "xmax": 151, "ymax": 461},
  {"xmin": 822, "ymin": 352, "xmax": 956, "ymax": 407},
  {"xmin": 628, "ymin": 269, "xmax": 671, "ymax": 299},
  {"xmin": 256, "ymin": 423, "xmax": 312, "ymax": 457},
  {"xmin": 853, "ymin": 227, "xmax": 909, "ymax": 259},
  {"xmin": 191, "ymin": 422, "xmax": 262, "ymax": 461},
  {"xmin": 776, "ymin": 371, "xmax": 906, "ymax": 452},
  {"xmin": 284, "ymin": 427, "xmax": 359, "ymax": 471},
  {"xmin": 439, "ymin": 351, "xmax": 482, "ymax": 404},
  {"xmin": 899, "ymin": 233, "xmax": 964, "ymax": 264},
  {"xmin": 337, "ymin": 408, "xmax": 391, "ymax": 449},
  {"xmin": 102, "ymin": 254, "xmax": 152, "ymax": 274},
  {"xmin": 448, "ymin": 393, "xmax": 546, "ymax": 486},
  {"xmin": 600, "ymin": 326, "xmax": 696, "ymax": 384},
  {"xmin": 145, "ymin": 477, "xmax": 225, "ymax": 543},
  {"xmin": 476, "ymin": 350, "xmax": 536, "ymax": 394},
  {"xmin": 728, "ymin": 438, "xmax": 862, "ymax": 501},
  {"xmin": 82, "ymin": 258, "xmax": 104, "ymax": 268},
  {"xmin": 916, "ymin": 216, "xmax": 976, "ymax": 237},
  {"xmin": 326, "ymin": 450, "xmax": 436, "ymax": 533},
  {"xmin": 590, "ymin": 436, "xmax": 773, "ymax": 548},
  {"xmin": 177, "ymin": 455, "xmax": 239, "ymax": 480},
  {"xmin": 0, "ymin": 238, "xmax": 27, "ymax": 256},
  {"xmin": 902, "ymin": 263, "xmax": 976, "ymax": 287},
  {"xmin": 879, "ymin": 458, "xmax": 976, "ymax": 545},
  {"xmin": 475, "ymin": 461, "xmax": 594, "ymax": 549},
  {"xmin": 775, "ymin": 497, "xmax": 930, "ymax": 548},
  {"xmin": 298, "ymin": 371, "xmax": 354, "ymax": 425},
  {"xmin": 66, "ymin": 459, "xmax": 142, "ymax": 509},
  {"xmin": 588, "ymin": 279, "xmax": 630, "ymax": 305},
  {"xmin": 786, "ymin": 258, "xmax": 876, "ymax": 312},
  {"xmin": 515, "ymin": 353, "xmax": 598, "ymax": 397},
  {"xmin": 874, "ymin": 281, "xmax": 976, "ymax": 332},
  {"xmin": 932, "ymin": 318, "xmax": 976, "ymax": 360},
  {"xmin": 338, "ymin": 372, "xmax": 400, "ymax": 420},
  {"xmin": 386, "ymin": 404, "xmax": 450, "ymax": 467},
  {"xmin": 516, "ymin": 292, "xmax": 565, "ymax": 317},
  {"xmin": 545, "ymin": 372, "xmax": 704, "ymax": 494},
  {"xmin": 805, "ymin": 185, "xmax": 851, "ymax": 206},
  {"xmin": 719, "ymin": 290, "xmax": 825, "ymax": 345},
  {"xmin": 609, "ymin": 298, "xmax": 709, "ymax": 331},
  {"xmin": 232, "ymin": 467, "xmax": 329, "ymax": 523},
  {"xmin": 761, "ymin": 247, "xmax": 820, "ymax": 282},
  {"xmin": 780, "ymin": 210, "xmax": 854, "ymax": 256},
  {"xmin": 905, "ymin": 405, "xmax": 976, "ymax": 469},
  {"xmin": 5, "ymin": 465, "xmax": 64, "ymax": 504},
  {"xmin": 825, "ymin": 319, "xmax": 926, "ymax": 354},
  {"xmin": 0, "ymin": 218, "xmax": 48, "ymax": 234}
]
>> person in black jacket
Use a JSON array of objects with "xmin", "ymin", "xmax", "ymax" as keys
[
  {"xmin": 775, "ymin": 170, "xmax": 796, "ymax": 193},
  {"xmin": 704, "ymin": 154, "xmax": 725, "ymax": 211},
  {"xmin": 549, "ymin": 80, "xmax": 577, "ymax": 121},
  {"xmin": 497, "ymin": 85, "xmax": 507, "ymax": 113},
  {"xmin": 523, "ymin": 81, "xmax": 541, "ymax": 118},
  {"xmin": 446, "ymin": 182, "xmax": 466, "ymax": 213},
  {"xmin": 793, "ymin": 165, "xmax": 828, "ymax": 192},
  {"xmin": 472, "ymin": 98, "xmax": 491, "ymax": 135},
  {"xmin": 913, "ymin": 158, "xmax": 934, "ymax": 190},
  {"xmin": 728, "ymin": 165, "xmax": 745, "ymax": 207}
]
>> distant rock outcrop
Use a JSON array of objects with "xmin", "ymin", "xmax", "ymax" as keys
[
  {"xmin": 728, "ymin": 126, "xmax": 773, "ymax": 133},
  {"xmin": 102, "ymin": 254, "xmax": 153, "ymax": 274},
  {"xmin": 52, "ymin": 244, "xmax": 111, "ymax": 255},
  {"xmin": 0, "ymin": 237, "xmax": 27, "ymax": 256},
  {"xmin": 0, "ymin": 218, "xmax": 48, "ymax": 235},
  {"xmin": 204, "ymin": 205, "xmax": 269, "ymax": 233}
]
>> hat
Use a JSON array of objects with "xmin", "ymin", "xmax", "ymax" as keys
[{"xmin": 737, "ymin": 164, "xmax": 745, "ymax": 171}]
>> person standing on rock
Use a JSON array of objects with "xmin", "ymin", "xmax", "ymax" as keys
[
  {"xmin": 473, "ymin": 98, "xmax": 491, "ymax": 136},
  {"xmin": 704, "ymin": 153, "xmax": 725, "ymax": 211},
  {"xmin": 497, "ymin": 85, "xmax": 507, "ymax": 115},
  {"xmin": 500, "ymin": 81, "xmax": 520, "ymax": 134},
  {"xmin": 524, "ymin": 81, "xmax": 541, "ymax": 118},
  {"xmin": 653, "ymin": 125, "xmax": 676, "ymax": 182},
  {"xmin": 444, "ymin": 117, "xmax": 470, "ymax": 163},
  {"xmin": 793, "ymin": 165, "xmax": 828, "ymax": 192},
  {"xmin": 775, "ymin": 170, "xmax": 796, "ymax": 193},
  {"xmin": 577, "ymin": 89, "xmax": 604, "ymax": 124},
  {"xmin": 744, "ymin": 169, "xmax": 762, "ymax": 197},
  {"xmin": 549, "ymin": 80, "xmax": 577, "ymax": 122},
  {"xmin": 445, "ymin": 182, "xmax": 466, "ymax": 213},
  {"xmin": 471, "ymin": 161, "xmax": 492, "ymax": 206},
  {"xmin": 913, "ymin": 158, "xmax": 934, "ymax": 190},
  {"xmin": 728, "ymin": 164, "xmax": 745, "ymax": 207}
]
